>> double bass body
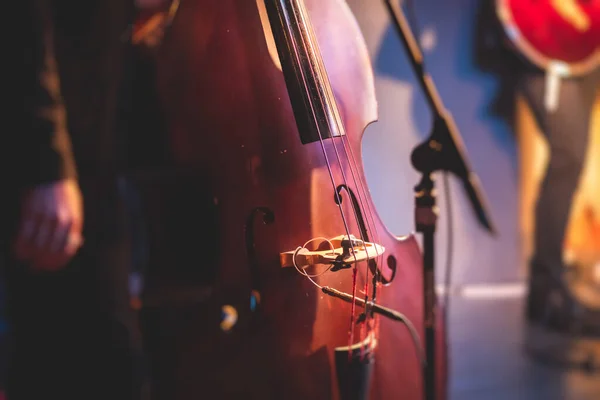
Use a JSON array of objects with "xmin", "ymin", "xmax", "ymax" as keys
[{"xmin": 136, "ymin": 0, "xmax": 448, "ymax": 398}]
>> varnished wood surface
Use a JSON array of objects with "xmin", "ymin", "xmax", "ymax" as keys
[{"xmin": 134, "ymin": 0, "xmax": 447, "ymax": 398}]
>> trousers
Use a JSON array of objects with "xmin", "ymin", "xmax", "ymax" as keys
[
  {"xmin": 0, "ymin": 179, "xmax": 144, "ymax": 400},
  {"xmin": 520, "ymin": 69, "xmax": 600, "ymax": 275}
]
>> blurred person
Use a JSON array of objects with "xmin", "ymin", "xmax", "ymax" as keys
[
  {"xmin": 1, "ymin": 0, "xmax": 145, "ymax": 399},
  {"xmin": 475, "ymin": 0, "xmax": 600, "ymax": 333}
]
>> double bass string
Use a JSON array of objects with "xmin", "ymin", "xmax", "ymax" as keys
[
  {"xmin": 275, "ymin": 0, "xmax": 385, "ymax": 355},
  {"xmin": 286, "ymin": 0, "xmax": 364, "ymax": 349},
  {"xmin": 278, "ymin": 0, "xmax": 368, "ymax": 351},
  {"xmin": 276, "ymin": 0, "xmax": 357, "ymax": 254},
  {"xmin": 301, "ymin": 0, "xmax": 387, "ymax": 349},
  {"xmin": 298, "ymin": 0, "xmax": 384, "ymax": 306},
  {"xmin": 271, "ymin": 0, "xmax": 371, "ymax": 350},
  {"xmin": 294, "ymin": 0, "xmax": 382, "ymax": 349}
]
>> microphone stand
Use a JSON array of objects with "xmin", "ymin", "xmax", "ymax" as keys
[{"xmin": 382, "ymin": 2, "xmax": 496, "ymax": 400}]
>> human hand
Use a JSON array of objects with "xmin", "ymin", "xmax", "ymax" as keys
[{"xmin": 13, "ymin": 179, "xmax": 84, "ymax": 271}]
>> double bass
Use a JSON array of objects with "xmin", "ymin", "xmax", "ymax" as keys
[{"xmin": 130, "ymin": 0, "xmax": 448, "ymax": 398}]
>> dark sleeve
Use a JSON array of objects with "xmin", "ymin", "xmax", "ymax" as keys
[
  {"xmin": 18, "ymin": 0, "xmax": 77, "ymax": 185},
  {"xmin": 472, "ymin": 1, "xmax": 532, "ymax": 125},
  {"xmin": 473, "ymin": 0, "xmax": 521, "ymax": 74}
]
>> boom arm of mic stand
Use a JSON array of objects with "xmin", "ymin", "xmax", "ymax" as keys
[
  {"xmin": 383, "ymin": 0, "xmax": 496, "ymax": 235},
  {"xmin": 382, "ymin": 2, "xmax": 497, "ymax": 400}
]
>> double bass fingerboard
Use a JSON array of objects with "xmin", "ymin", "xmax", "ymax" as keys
[{"xmin": 261, "ymin": 0, "xmax": 346, "ymax": 144}]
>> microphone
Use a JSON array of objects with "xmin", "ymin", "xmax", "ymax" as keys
[
  {"xmin": 321, "ymin": 286, "xmax": 426, "ymax": 365},
  {"xmin": 411, "ymin": 112, "xmax": 496, "ymax": 235},
  {"xmin": 383, "ymin": 4, "xmax": 495, "ymax": 399},
  {"xmin": 321, "ymin": 286, "xmax": 409, "ymax": 323},
  {"xmin": 384, "ymin": 0, "xmax": 496, "ymax": 235}
]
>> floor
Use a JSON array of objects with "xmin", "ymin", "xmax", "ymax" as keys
[
  {"xmin": 448, "ymin": 293, "xmax": 600, "ymax": 400},
  {"xmin": 0, "ymin": 288, "xmax": 597, "ymax": 399}
]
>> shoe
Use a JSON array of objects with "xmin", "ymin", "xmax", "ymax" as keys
[{"xmin": 526, "ymin": 265, "xmax": 600, "ymax": 337}]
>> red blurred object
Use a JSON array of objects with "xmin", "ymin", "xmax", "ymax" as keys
[{"xmin": 496, "ymin": 0, "xmax": 600, "ymax": 76}]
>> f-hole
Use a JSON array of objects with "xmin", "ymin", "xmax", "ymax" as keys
[{"xmin": 335, "ymin": 185, "xmax": 397, "ymax": 284}]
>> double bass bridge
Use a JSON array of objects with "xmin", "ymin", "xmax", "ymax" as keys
[{"xmin": 280, "ymin": 235, "xmax": 385, "ymax": 271}]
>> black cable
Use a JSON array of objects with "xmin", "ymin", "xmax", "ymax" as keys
[
  {"xmin": 321, "ymin": 286, "xmax": 426, "ymax": 367},
  {"xmin": 442, "ymin": 172, "xmax": 453, "ymax": 325},
  {"xmin": 393, "ymin": 309, "xmax": 426, "ymax": 368}
]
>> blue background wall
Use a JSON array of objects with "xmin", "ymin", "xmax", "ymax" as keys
[{"xmin": 345, "ymin": 0, "xmax": 521, "ymax": 285}]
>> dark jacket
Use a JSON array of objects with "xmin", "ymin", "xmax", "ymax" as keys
[
  {"xmin": 7, "ymin": 0, "xmax": 133, "ymax": 188},
  {"xmin": 472, "ymin": 0, "xmax": 539, "ymax": 123}
]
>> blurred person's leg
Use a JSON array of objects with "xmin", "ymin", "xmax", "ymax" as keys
[
  {"xmin": 1, "ymin": 182, "xmax": 145, "ymax": 400},
  {"xmin": 522, "ymin": 69, "xmax": 600, "ymax": 332}
]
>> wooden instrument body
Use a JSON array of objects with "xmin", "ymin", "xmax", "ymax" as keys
[
  {"xmin": 496, "ymin": 0, "xmax": 600, "ymax": 75},
  {"xmin": 136, "ymin": 0, "xmax": 447, "ymax": 398}
]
